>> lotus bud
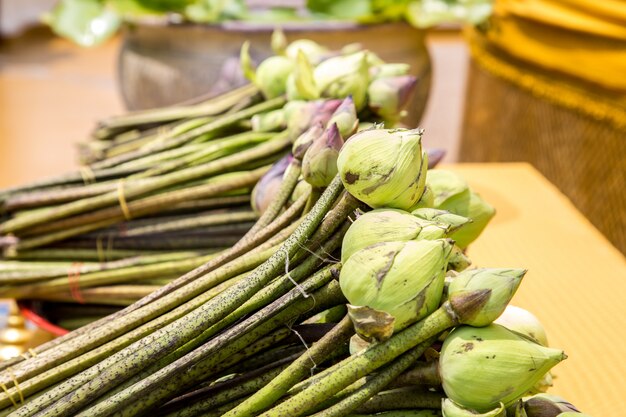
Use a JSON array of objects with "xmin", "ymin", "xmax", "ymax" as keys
[
  {"xmin": 427, "ymin": 148, "xmax": 447, "ymax": 168},
  {"xmin": 337, "ymin": 128, "xmax": 428, "ymax": 210},
  {"xmin": 448, "ymin": 245, "xmax": 471, "ymax": 272},
  {"xmin": 292, "ymin": 123, "xmax": 324, "ymax": 160},
  {"xmin": 445, "ymin": 191, "xmax": 496, "ymax": 249},
  {"xmin": 271, "ymin": 28, "xmax": 287, "ymax": 55},
  {"xmin": 251, "ymin": 154, "xmax": 292, "ymax": 215},
  {"xmin": 448, "ymin": 268, "xmax": 525, "ymax": 327},
  {"xmin": 370, "ymin": 63, "xmax": 411, "ymax": 79},
  {"xmin": 340, "ymin": 239, "xmax": 453, "ymax": 331},
  {"xmin": 495, "ymin": 305, "xmax": 549, "ymax": 347},
  {"xmin": 285, "ymin": 39, "xmax": 329, "ymax": 64},
  {"xmin": 368, "ymin": 75, "xmax": 417, "ymax": 122},
  {"xmin": 340, "ymin": 209, "xmax": 449, "ymax": 263},
  {"xmin": 347, "ymin": 304, "xmax": 395, "ymax": 343},
  {"xmin": 426, "ymin": 170, "xmax": 495, "ymax": 248},
  {"xmin": 426, "ymin": 170, "xmax": 469, "ymax": 207},
  {"xmin": 523, "ymin": 394, "xmax": 580, "ymax": 417},
  {"xmin": 255, "ymin": 55, "xmax": 294, "ymax": 99},
  {"xmin": 439, "ymin": 324, "xmax": 567, "ymax": 412},
  {"xmin": 302, "ymin": 123, "xmax": 343, "ymax": 188},
  {"xmin": 289, "ymin": 179, "xmax": 312, "ymax": 206},
  {"xmin": 349, "ymin": 333, "xmax": 371, "ymax": 355},
  {"xmin": 251, "ymin": 109, "xmax": 286, "ymax": 132},
  {"xmin": 293, "ymin": 50, "xmax": 319, "ymax": 100},
  {"xmin": 411, "ymin": 186, "xmax": 435, "ymax": 210},
  {"xmin": 514, "ymin": 400, "xmax": 529, "ymax": 417},
  {"xmin": 287, "ymin": 99, "xmax": 341, "ymax": 140},
  {"xmin": 239, "ymin": 41, "xmax": 256, "ymax": 83},
  {"xmin": 326, "ymin": 96, "xmax": 358, "ymax": 138},
  {"xmin": 442, "ymin": 399, "xmax": 506, "ymax": 417},
  {"xmin": 314, "ymin": 51, "xmax": 371, "ymax": 109},
  {"xmin": 412, "ymin": 208, "xmax": 471, "ymax": 233}
]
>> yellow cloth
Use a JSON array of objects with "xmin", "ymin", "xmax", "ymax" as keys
[
  {"xmin": 486, "ymin": 0, "xmax": 626, "ymax": 91},
  {"xmin": 466, "ymin": 0, "xmax": 626, "ymax": 129}
]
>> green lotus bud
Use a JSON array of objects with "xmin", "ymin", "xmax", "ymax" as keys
[
  {"xmin": 271, "ymin": 28, "xmax": 287, "ymax": 55},
  {"xmin": 340, "ymin": 239, "xmax": 453, "ymax": 331},
  {"xmin": 442, "ymin": 399, "xmax": 506, "ymax": 417},
  {"xmin": 289, "ymin": 179, "xmax": 313, "ymax": 206},
  {"xmin": 337, "ymin": 128, "xmax": 428, "ymax": 210},
  {"xmin": 448, "ymin": 268, "xmax": 525, "ymax": 327},
  {"xmin": 411, "ymin": 185, "xmax": 435, "ymax": 210},
  {"xmin": 412, "ymin": 208, "xmax": 471, "ymax": 234},
  {"xmin": 523, "ymin": 394, "xmax": 580, "ymax": 417},
  {"xmin": 302, "ymin": 123, "xmax": 343, "ymax": 188},
  {"xmin": 255, "ymin": 55, "xmax": 294, "ymax": 99},
  {"xmin": 292, "ymin": 123, "xmax": 324, "ymax": 160},
  {"xmin": 326, "ymin": 96, "xmax": 358, "ymax": 138},
  {"xmin": 341, "ymin": 209, "xmax": 449, "ymax": 263},
  {"xmin": 251, "ymin": 109, "xmax": 286, "ymax": 132},
  {"xmin": 293, "ymin": 49, "xmax": 319, "ymax": 100},
  {"xmin": 448, "ymin": 245, "xmax": 471, "ymax": 272},
  {"xmin": 239, "ymin": 41, "xmax": 256, "ymax": 83},
  {"xmin": 495, "ymin": 305, "xmax": 549, "ymax": 346},
  {"xmin": 445, "ymin": 191, "xmax": 496, "ymax": 249},
  {"xmin": 426, "ymin": 170, "xmax": 469, "ymax": 207},
  {"xmin": 368, "ymin": 75, "xmax": 417, "ymax": 122},
  {"xmin": 370, "ymin": 63, "xmax": 411, "ymax": 79},
  {"xmin": 439, "ymin": 324, "xmax": 567, "ymax": 412},
  {"xmin": 286, "ymin": 39, "xmax": 329, "ymax": 64},
  {"xmin": 314, "ymin": 51, "xmax": 371, "ymax": 109},
  {"xmin": 426, "ymin": 170, "xmax": 495, "ymax": 248}
]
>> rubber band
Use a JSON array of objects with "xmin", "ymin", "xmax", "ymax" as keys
[
  {"xmin": 0, "ymin": 383, "xmax": 17, "ymax": 408},
  {"xmin": 79, "ymin": 166, "xmax": 97, "ymax": 185},
  {"xmin": 116, "ymin": 181, "xmax": 132, "ymax": 221},
  {"xmin": 8, "ymin": 370, "xmax": 23, "ymax": 404},
  {"xmin": 68, "ymin": 262, "xmax": 85, "ymax": 304}
]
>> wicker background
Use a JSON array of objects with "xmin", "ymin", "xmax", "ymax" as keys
[{"xmin": 460, "ymin": 60, "xmax": 626, "ymax": 254}]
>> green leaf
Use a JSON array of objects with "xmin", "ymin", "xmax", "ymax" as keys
[
  {"xmin": 185, "ymin": 0, "xmax": 247, "ymax": 22},
  {"xmin": 45, "ymin": 0, "xmax": 121, "ymax": 47},
  {"xmin": 307, "ymin": 0, "xmax": 372, "ymax": 19},
  {"xmin": 133, "ymin": 0, "xmax": 195, "ymax": 12}
]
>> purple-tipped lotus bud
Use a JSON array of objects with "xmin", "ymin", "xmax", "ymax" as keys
[
  {"xmin": 368, "ymin": 75, "xmax": 417, "ymax": 122},
  {"xmin": 448, "ymin": 268, "xmax": 525, "ymax": 327},
  {"xmin": 326, "ymin": 96, "xmax": 358, "ymax": 138},
  {"xmin": 251, "ymin": 109, "xmax": 286, "ymax": 132},
  {"xmin": 337, "ymin": 128, "xmax": 428, "ymax": 210},
  {"xmin": 302, "ymin": 123, "xmax": 343, "ymax": 188},
  {"xmin": 286, "ymin": 99, "xmax": 341, "ymax": 140},
  {"xmin": 523, "ymin": 394, "xmax": 580, "ymax": 417},
  {"xmin": 292, "ymin": 123, "xmax": 324, "ymax": 161},
  {"xmin": 251, "ymin": 154, "xmax": 293, "ymax": 215},
  {"xmin": 440, "ymin": 325, "xmax": 567, "ymax": 412},
  {"xmin": 427, "ymin": 148, "xmax": 447, "ymax": 168}
]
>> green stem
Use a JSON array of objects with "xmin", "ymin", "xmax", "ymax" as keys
[
  {"xmin": 7, "ymin": 177, "xmax": 344, "ymax": 417},
  {"xmin": 352, "ymin": 388, "xmax": 443, "ymax": 414},
  {"xmin": 226, "ymin": 315, "xmax": 354, "ymax": 417}
]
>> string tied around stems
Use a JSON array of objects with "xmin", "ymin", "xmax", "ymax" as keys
[
  {"xmin": 116, "ymin": 180, "xmax": 133, "ymax": 221},
  {"xmin": 19, "ymin": 349, "xmax": 38, "ymax": 361},
  {"xmin": 68, "ymin": 262, "xmax": 85, "ymax": 304},
  {"xmin": 79, "ymin": 166, "xmax": 97, "ymax": 185},
  {"xmin": 0, "ymin": 368, "xmax": 24, "ymax": 407}
]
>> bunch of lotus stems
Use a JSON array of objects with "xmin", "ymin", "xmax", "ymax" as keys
[
  {"xmin": 0, "ymin": 113, "xmax": 588, "ymax": 417},
  {"xmin": 0, "ymin": 32, "xmax": 426, "ymax": 323}
]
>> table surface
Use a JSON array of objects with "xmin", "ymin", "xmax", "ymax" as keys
[{"xmin": 2, "ymin": 27, "xmax": 625, "ymax": 417}]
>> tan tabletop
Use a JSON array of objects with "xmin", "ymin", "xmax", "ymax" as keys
[
  {"xmin": 2, "ymin": 28, "xmax": 625, "ymax": 417},
  {"xmin": 453, "ymin": 162, "xmax": 626, "ymax": 417}
]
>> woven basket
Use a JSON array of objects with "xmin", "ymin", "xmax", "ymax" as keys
[{"xmin": 460, "ymin": 57, "xmax": 626, "ymax": 254}]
